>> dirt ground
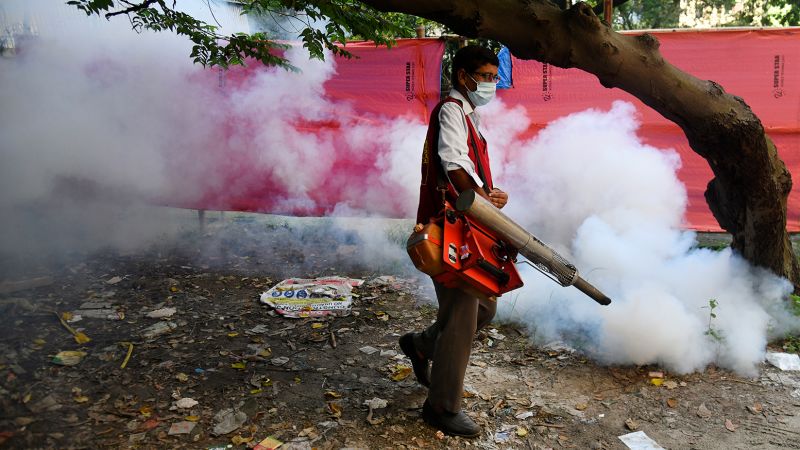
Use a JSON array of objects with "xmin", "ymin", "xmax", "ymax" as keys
[{"xmin": 1, "ymin": 213, "xmax": 799, "ymax": 450}]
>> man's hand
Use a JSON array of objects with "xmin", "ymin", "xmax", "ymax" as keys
[{"xmin": 489, "ymin": 188, "xmax": 508, "ymax": 209}]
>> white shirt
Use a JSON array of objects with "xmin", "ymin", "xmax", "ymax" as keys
[{"xmin": 438, "ymin": 89, "xmax": 485, "ymax": 187}]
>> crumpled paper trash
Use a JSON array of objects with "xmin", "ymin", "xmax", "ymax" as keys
[
  {"xmin": 212, "ymin": 407, "xmax": 248, "ymax": 436},
  {"xmin": 765, "ymin": 352, "xmax": 800, "ymax": 371}
]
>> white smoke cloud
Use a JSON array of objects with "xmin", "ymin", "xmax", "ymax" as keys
[
  {"xmin": 0, "ymin": 0, "xmax": 426, "ymax": 260},
  {"xmin": 1, "ymin": 1, "xmax": 797, "ymax": 377},
  {"xmin": 487, "ymin": 100, "xmax": 799, "ymax": 376}
]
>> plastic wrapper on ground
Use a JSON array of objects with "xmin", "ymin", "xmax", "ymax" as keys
[{"xmin": 259, "ymin": 276, "xmax": 364, "ymax": 318}]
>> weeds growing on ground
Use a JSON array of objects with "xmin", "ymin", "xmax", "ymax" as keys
[
  {"xmin": 791, "ymin": 294, "xmax": 800, "ymax": 316},
  {"xmin": 784, "ymin": 336, "xmax": 800, "ymax": 354},
  {"xmin": 703, "ymin": 298, "xmax": 725, "ymax": 343},
  {"xmin": 781, "ymin": 295, "xmax": 800, "ymax": 354}
]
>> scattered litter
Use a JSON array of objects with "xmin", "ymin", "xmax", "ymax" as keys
[
  {"xmin": 146, "ymin": 307, "xmax": 177, "ymax": 319},
  {"xmin": 129, "ymin": 432, "xmax": 146, "ymax": 443},
  {"xmin": 72, "ymin": 387, "xmax": 89, "ymax": 403},
  {"xmin": 648, "ymin": 371, "xmax": 664, "ymax": 379},
  {"xmin": 364, "ymin": 398, "xmax": 387, "ymax": 409},
  {"xmin": 28, "ymin": 394, "xmax": 62, "ymax": 413},
  {"xmin": 725, "ymin": 419, "xmax": 737, "ymax": 432},
  {"xmin": 212, "ymin": 407, "xmax": 248, "ymax": 436},
  {"xmin": 487, "ymin": 329, "xmax": 506, "ymax": 341},
  {"xmin": 494, "ymin": 428, "xmax": 512, "ymax": 443},
  {"xmin": 52, "ymin": 351, "xmax": 87, "ymax": 366},
  {"xmin": 120, "ymin": 342, "xmax": 134, "ymax": 369},
  {"xmin": 324, "ymin": 391, "xmax": 342, "ymax": 400},
  {"xmin": 231, "ymin": 435, "xmax": 253, "ymax": 445},
  {"xmin": 141, "ymin": 419, "xmax": 160, "ymax": 430},
  {"xmin": 75, "ymin": 301, "xmax": 122, "ymax": 320},
  {"xmin": 259, "ymin": 276, "xmax": 364, "ymax": 318},
  {"xmin": 359, "ymin": 346, "xmax": 379, "ymax": 355},
  {"xmin": 176, "ymin": 398, "xmax": 199, "ymax": 409},
  {"xmin": 515, "ymin": 411, "xmax": 535, "ymax": 420},
  {"xmin": 56, "ymin": 312, "xmax": 91, "ymax": 345},
  {"xmin": 106, "ymin": 276, "xmax": 123, "ymax": 285},
  {"xmin": 253, "ymin": 436, "xmax": 283, "ymax": 450},
  {"xmin": 141, "ymin": 321, "xmax": 178, "ymax": 339},
  {"xmin": 516, "ymin": 427, "xmax": 528, "ymax": 437},
  {"xmin": 765, "ymin": 352, "xmax": 800, "ymax": 371},
  {"xmin": 666, "ymin": 398, "xmax": 678, "ymax": 408},
  {"xmin": 747, "ymin": 402, "xmax": 763, "ymax": 414},
  {"xmin": 364, "ymin": 397, "xmax": 387, "ymax": 425},
  {"xmin": 624, "ymin": 418, "xmax": 639, "ymax": 430},
  {"xmin": 366, "ymin": 275, "xmax": 397, "ymax": 286},
  {"xmin": 380, "ymin": 349, "xmax": 397, "ymax": 357},
  {"xmin": 543, "ymin": 341, "xmax": 575, "ymax": 354},
  {"xmin": 390, "ymin": 365, "xmax": 412, "ymax": 381},
  {"xmin": 271, "ymin": 356, "xmax": 289, "ymax": 366},
  {"xmin": 168, "ymin": 421, "xmax": 196, "ymax": 435},
  {"xmin": 328, "ymin": 402, "xmax": 343, "ymax": 418},
  {"xmin": 435, "ymin": 430, "xmax": 445, "ymax": 440},
  {"xmin": 248, "ymin": 324, "xmax": 270, "ymax": 334},
  {"xmin": 618, "ymin": 431, "xmax": 665, "ymax": 450},
  {"xmin": 697, "ymin": 403, "xmax": 712, "ymax": 419},
  {"xmin": 663, "ymin": 380, "xmax": 678, "ymax": 389},
  {"xmin": 176, "ymin": 373, "xmax": 189, "ymax": 382}
]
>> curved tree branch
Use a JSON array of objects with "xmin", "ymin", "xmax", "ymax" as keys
[
  {"xmin": 359, "ymin": 0, "xmax": 800, "ymax": 289},
  {"xmin": 105, "ymin": 0, "xmax": 161, "ymax": 19}
]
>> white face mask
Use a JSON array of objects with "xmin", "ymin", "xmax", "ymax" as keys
[{"xmin": 466, "ymin": 74, "xmax": 496, "ymax": 107}]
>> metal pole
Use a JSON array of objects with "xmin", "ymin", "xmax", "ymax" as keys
[
  {"xmin": 455, "ymin": 190, "xmax": 612, "ymax": 305},
  {"xmin": 604, "ymin": 0, "xmax": 613, "ymax": 24},
  {"xmin": 198, "ymin": 209, "xmax": 205, "ymax": 230}
]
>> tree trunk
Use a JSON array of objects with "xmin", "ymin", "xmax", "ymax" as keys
[{"xmin": 361, "ymin": 0, "xmax": 800, "ymax": 290}]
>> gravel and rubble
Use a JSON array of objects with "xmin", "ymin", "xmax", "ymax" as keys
[{"xmin": 0, "ymin": 217, "xmax": 799, "ymax": 449}]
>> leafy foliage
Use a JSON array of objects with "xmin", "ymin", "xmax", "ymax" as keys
[
  {"xmin": 67, "ymin": 0, "xmax": 416, "ymax": 68},
  {"xmin": 615, "ymin": 0, "xmax": 682, "ymax": 29},
  {"xmin": 791, "ymin": 294, "xmax": 800, "ymax": 316},
  {"xmin": 703, "ymin": 298, "xmax": 724, "ymax": 343},
  {"xmin": 613, "ymin": 0, "xmax": 800, "ymax": 30},
  {"xmin": 68, "ymin": 1, "xmax": 799, "ymax": 70},
  {"xmin": 735, "ymin": 0, "xmax": 800, "ymax": 26}
]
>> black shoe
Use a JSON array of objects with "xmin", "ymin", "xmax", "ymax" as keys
[
  {"xmin": 422, "ymin": 401, "xmax": 481, "ymax": 438},
  {"xmin": 399, "ymin": 333, "xmax": 430, "ymax": 387}
]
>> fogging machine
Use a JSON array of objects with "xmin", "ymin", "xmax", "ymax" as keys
[{"xmin": 407, "ymin": 190, "xmax": 611, "ymax": 305}]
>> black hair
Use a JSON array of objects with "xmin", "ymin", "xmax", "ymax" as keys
[{"xmin": 450, "ymin": 45, "xmax": 499, "ymax": 87}]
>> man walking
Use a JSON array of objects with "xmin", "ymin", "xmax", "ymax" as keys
[{"xmin": 400, "ymin": 45, "xmax": 508, "ymax": 438}]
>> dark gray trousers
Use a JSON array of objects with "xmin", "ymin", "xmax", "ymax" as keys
[{"xmin": 414, "ymin": 281, "xmax": 496, "ymax": 413}]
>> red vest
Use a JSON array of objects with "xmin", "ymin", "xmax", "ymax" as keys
[{"xmin": 416, "ymin": 97, "xmax": 494, "ymax": 224}]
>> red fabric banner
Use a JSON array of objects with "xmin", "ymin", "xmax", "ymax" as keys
[
  {"xmin": 499, "ymin": 28, "xmax": 800, "ymax": 231},
  {"xmin": 180, "ymin": 39, "xmax": 445, "ymax": 216},
  {"xmin": 181, "ymin": 33, "xmax": 798, "ymax": 232}
]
